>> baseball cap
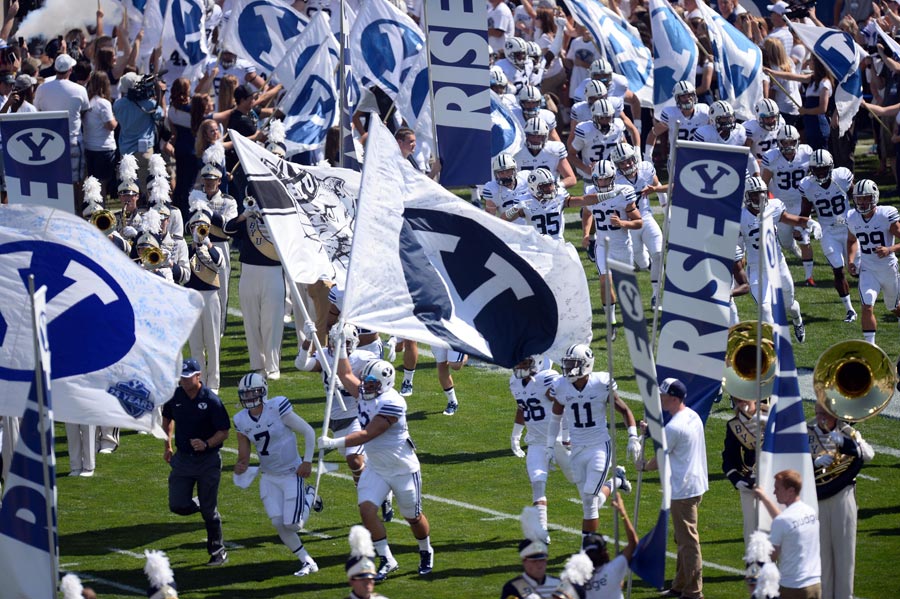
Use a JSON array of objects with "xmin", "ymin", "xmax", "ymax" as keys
[
  {"xmin": 0, "ymin": 73, "xmax": 15, "ymax": 85},
  {"xmin": 181, "ymin": 358, "xmax": 202, "ymax": 377},
  {"xmin": 659, "ymin": 377, "xmax": 687, "ymax": 400},
  {"xmin": 54, "ymin": 53, "xmax": 76, "ymax": 72},
  {"xmin": 14, "ymin": 74, "xmax": 36, "ymax": 90},
  {"xmin": 200, "ymin": 163, "xmax": 222, "ymax": 179},
  {"xmin": 767, "ymin": 1, "xmax": 789, "ymax": 14},
  {"xmin": 233, "ymin": 83, "xmax": 257, "ymax": 102}
]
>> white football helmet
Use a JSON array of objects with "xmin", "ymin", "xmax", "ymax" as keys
[
  {"xmin": 513, "ymin": 355, "xmax": 543, "ymax": 379},
  {"xmin": 583, "ymin": 80, "xmax": 607, "ymax": 105},
  {"xmin": 744, "ymin": 176, "xmax": 768, "ymax": 211},
  {"xmin": 360, "ymin": 359, "xmax": 395, "ymax": 400},
  {"xmin": 809, "ymin": 149, "xmax": 834, "ymax": 185},
  {"xmin": 493, "ymin": 153, "xmax": 519, "ymax": 188},
  {"xmin": 328, "ymin": 322, "xmax": 360, "ymax": 354},
  {"xmin": 505, "ymin": 37, "xmax": 529, "ymax": 68},
  {"xmin": 561, "ymin": 344, "xmax": 594, "ymax": 382},
  {"xmin": 490, "ymin": 66, "xmax": 508, "ymax": 91},
  {"xmin": 709, "ymin": 100, "xmax": 736, "ymax": 135},
  {"xmin": 238, "ymin": 372, "xmax": 267, "ymax": 409},
  {"xmin": 852, "ymin": 179, "xmax": 879, "ymax": 216},
  {"xmin": 591, "ymin": 99, "xmax": 615, "ymax": 133},
  {"xmin": 610, "ymin": 142, "xmax": 638, "ymax": 177},
  {"xmin": 526, "ymin": 41, "xmax": 542, "ymax": 64},
  {"xmin": 776, "ymin": 125, "xmax": 800, "ymax": 160},
  {"xmin": 524, "ymin": 117, "xmax": 550, "ymax": 152},
  {"xmin": 590, "ymin": 58, "xmax": 613, "ymax": 85},
  {"xmin": 592, "ymin": 159, "xmax": 616, "ymax": 193},
  {"xmin": 528, "ymin": 167, "xmax": 557, "ymax": 202},
  {"xmin": 518, "ymin": 85, "xmax": 543, "ymax": 119},
  {"xmin": 756, "ymin": 98, "xmax": 780, "ymax": 132},
  {"xmin": 672, "ymin": 80, "xmax": 697, "ymax": 111}
]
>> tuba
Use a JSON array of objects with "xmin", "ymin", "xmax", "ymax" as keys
[
  {"xmin": 139, "ymin": 246, "xmax": 170, "ymax": 270},
  {"xmin": 813, "ymin": 340, "xmax": 895, "ymax": 422},
  {"xmin": 90, "ymin": 209, "xmax": 117, "ymax": 235},
  {"xmin": 722, "ymin": 321, "xmax": 777, "ymax": 401}
]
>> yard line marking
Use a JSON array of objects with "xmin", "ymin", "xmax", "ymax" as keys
[
  {"xmin": 62, "ymin": 570, "xmax": 143, "ymax": 594},
  {"xmin": 858, "ymin": 473, "xmax": 879, "ymax": 481},
  {"xmin": 108, "ymin": 547, "xmax": 143, "ymax": 559},
  {"xmin": 301, "ymin": 529, "xmax": 333, "ymax": 540}
]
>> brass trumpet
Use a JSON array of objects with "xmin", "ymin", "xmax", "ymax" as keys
[
  {"xmin": 813, "ymin": 340, "xmax": 895, "ymax": 422},
  {"xmin": 243, "ymin": 196, "xmax": 257, "ymax": 211},
  {"xmin": 194, "ymin": 223, "xmax": 210, "ymax": 240},
  {"xmin": 90, "ymin": 209, "xmax": 117, "ymax": 235},
  {"xmin": 139, "ymin": 246, "xmax": 170, "ymax": 270},
  {"xmin": 722, "ymin": 321, "xmax": 777, "ymax": 401}
]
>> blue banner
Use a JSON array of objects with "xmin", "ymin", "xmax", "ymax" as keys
[
  {"xmin": 657, "ymin": 141, "xmax": 748, "ymax": 423},
  {"xmin": 425, "ymin": 0, "xmax": 491, "ymax": 186},
  {"xmin": 0, "ymin": 112, "xmax": 72, "ymax": 210},
  {"xmin": 222, "ymin": 0, "xmax": 308, "ymax": 74}
]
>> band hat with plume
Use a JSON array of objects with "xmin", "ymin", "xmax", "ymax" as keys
[
  {"xmin": 265, "ymin": 118, "xmax": 287, "ymax": 157},
  {"xmin": 346, "ymin": 525, "xmax": 377, "ymax": 579},
  {"xmin": 551, "ymin": 551, "xmax": 594, "ymax": 599},
  {"xmin": 81, "ymin": 176, "xmax": 103, "ymax": 217},
  {"xmin": 744, "ymin": 530, "xmax": 779, "ymax": 598},
  {"xmin": 202, "ymin": 140, "xmax": 225, "ymax": 168},
  {"xmin": 147, "ymin": 154, "xmax": 171, "ymax": 207},
  {"xmin": 136, "ymin": 209, "xmax": 163, "ymax": 249},
  {"xmin": 518, "ymin": 506, "xmax": 549, "ymax": 559},
  {"xmin": 118, "ymin": 153, "xmax": 139, "ymax": 185},
  {"xmin": 188, "ymin": 193, "xmax": 213, "ymax": 219},
  {"xmin": 60, "ymin": 573, "xmax": 84, "ymax": 599},
  {"xmin": 144, "ymin": 549, "xmax": 178, "ymax": 599}
]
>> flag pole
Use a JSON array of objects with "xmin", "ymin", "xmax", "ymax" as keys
[
  {"xmin": 338, "ymin": 0, "xmax": 348, "ymax": 168},
  {"xmin": 752, "ymin": 194, "xmax": 768, "ymax": 532},
  {"xmin": 603, "ymin": 237, "xmax": 620, "ymax": 550},
  {"xmin": 650, "ymin": 121, "xmax": 680, "ymax": 356},
  {"xmin": 418, "ymin": 0, "xmax": 441, "ymax": 180},
  {"xmin": 28, "ymin": 275, "xmax": 58, "ymax": 589},
  {"xmin": 313, "ymin": 326, "xmax": 344, "ymax": 510}
]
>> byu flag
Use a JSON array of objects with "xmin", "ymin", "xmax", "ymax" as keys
[
  {"xmin": 563, "ymin": 0, "xmax": 654, "ymax": 108},
  {"xmin": 277, "ymin": 42, "xmax": 339, "ymax": 155},
  {"xmin": 161, "ymin": 0, "xmax": 209, "ymax": 80},
  {"xmin": 339, "ymin": 1, "xmax": 362, "ymax": 171},
  {"xmin": 608, "ymin": 259, "xmax": 669, "ymax": 589},
  {"xmin": 696, "ymin": 0, "xmax": 763, "ymax": 121},
  {"xmin": 649, "ymin": 0, "xmax": 698, "ymax": 112},
  {"xmin": 658, "ymin": 141, "xmax": 748, "ymax": 423},
  {"xmin": 492, "ymin": 90, "xmax": 524, "ymax": 158},
  {"xmin": 229, "ymin": 131, "xmax": 344, "ymax": 283},
  {"xmin": 222, "ymin": 0, "xmax": 308, "ymax": 74},
  {"xmin": 0, "ymin": 206, "xmax": 204, "ymax": 433},
  {"xmin": 756, "ymin": 212, "xmax": 818, "ymax": 530},
  {"xmin": 0, "ymin": 284, "xmax": 58, "ymax": 599},
  {"xmin": 0, "ymin": 112, "xmax": 73, "ymax": 210},
  {"xmin": 342, "ymin": 117, "xmax": 591, "ymax": 368},
  {"xmin": 790, "ymin": 20, "xmax": 863, "ymax": 137},
  {"xmin": 273, "ymin": 10, "xmax": 338, "ymax": 91}
]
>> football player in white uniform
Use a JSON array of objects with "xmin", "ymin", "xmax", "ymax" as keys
[
  {"xmin": 568, "ymin": 80, "xmax": 639, "ymax": 154},
  {"xmin": 572, "ymin": 58, "xmax": 642, "ymax": 125},
  {"xmin": 799, "ymin": 149, "xmax": 858, "ymax": 323},
  {"xmin": 319, "ymin": 359, "xmax": 434, "ymax": 581},
  {"xmin": 545, "ymin": 344, "xmax": 638, "ymax": 535},
  {"xmin": 526, "ymin": 41, "xmax": 545, "ymax": 87},
  {"xmin": 502, "ymin": 167, "xmax": 570, "ymax": 240},
  {"xmin": 495, "ymin": 37, "xmax": 534, "ymax": 95},
  {"xmin": 645, "ymin": 80, "xmax": 710, "ymax": 160},
  {"xmin": 739, "ymin": 177, "xmax": 818, "ymax": 342},
  {"xmin": 569, "ymin": 99, "xmax": 627, "ymax": 186},
  {"xmin": 762, "ymin": 125, "xmax": 816, "ymax": 284},
  {"xmin": 233, "ymin": 373, "xmax": 320, "ymax": 577},
  {"xmin": 509, "ymin": 355, "xmax": 560, "ymax": 542},
  {"xmin": 692, "ymin": 100, "xmax": 759, "ymax": 176},
  {"xmin": 483, "ymin": 153, "xmax": 530, "ymax": 222},
  {"xmin": 610, "ymin": 142, "xmax": 666, "ymax": 305},
  {"xmin": 516, "ymin": 117, "xmax": 577, "ymax": 189},
  {"xmin": 744, "ymin": 98, "xmax": 785, "ymax": 163},
  {"xmin": 512, "ymin": 85, "xmax": 561, "ymax": 142},
  {"xmin": 491, "ymin": 66, "xmax": 517, "ymax": 111},
  {"xmin": 846, "ymin": 180, "xmax": 900, "ymax": 345}
]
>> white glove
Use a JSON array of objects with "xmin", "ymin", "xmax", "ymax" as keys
[
  {"xmin": 318, "ymin": 435, "xmax": 344, "ymax": 450},
  {"xmin": 814, "ymin": 453, "xmax": 834, "ymax": 468},
  {"xmin": 858, "ymin": 435, "xmax": 875, "ymax": 462},
  {"xmin": 123, "ymin": 225, "xmax": 138, "ymax": 239},
  {"xmin": 735, "ymin": 480, "xmax": 752, "ymax": 491},
  {"xmin": 807, "ymin": 218, "xmax": 823, "ymax": 240},
  {"xmin": 303, "ymin": 320, "xmax": 317, "ymax": 340},
  {"xmin": 626, "ymin": 426, "xmax": 642, "ymax": 463},
  {"xmin": 504, "ymin": 203, "xmax": 525, "ymax": 220},
  {"xmin": 511, "ymin": 423, "xmax": 526, "ymax": 458},
  {"xmin": 384, "ymin": 336, "xmax": 397, "ymax": 362},
  {"xmin": 829, "ymin": 430, "xmax": 844, "ymax": 446},
  {"xmin": 657, "ymin": 191, "xmax": 668, "ymax": 207},
  {"xmin": 644, "ymin": 143, "xmax": 654, "ymax": 161},
  {"xmin": 192, "ymin": 229, "xmax": 200, "ymax": 244}
]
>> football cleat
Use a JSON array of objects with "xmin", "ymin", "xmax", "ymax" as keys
[
  {"xmin": 381, "ymin": 498, "xmax": 394, "ymax": 522},
  {"xmin": 615, "ymin": 465, "xmax": 632, "ymax": 493},
  {"xmin": 609, "ymin": 324, "xmax": 618, "ymax": 342},
  {"xmin": 294, "ymin": 558, "xmax": 319, "ymax": 577},
  {"xmin": 400, "ymin": 380, "xmax": 414, "ymax": 397},
  {"xmin": 207, "ymin": 549, "xmax": 228, "ymax": 567},
  {"xmin": 442, "ymin": 400, "xmax": 459, "ymax": 416},
  {"xmin": 843, "ymin": 310, "xmax": 857, "ymax": 323},
  {"xmin": 374, "ymin": 556, "xmax": 399, "ymax": 582},
  {"xmin": 418, "ymin": 549, "xmax": 434, "ymax": 575},
  {"xmin": 805, "ymin": 278, "xmax": 816, "ymax": 287},
  {"xmin": 587, "ymin": 238, "xmax": 596, "ymax": 263},
  {"xmin": 793, "ymin": 322, "xmax": 806, "ymax": 344},
  {"xmin": 313, "ymin": 495, "xmax": 324, "ymax": 513}
]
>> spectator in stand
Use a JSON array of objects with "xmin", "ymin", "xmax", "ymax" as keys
[
  {"xmin": 83, "ymin": 71, "xmax": 119, "ymax": 201},
  {"xmin": 762, "ymin": 38, "xmax": 801, "ymax": 128},
  {"xmin": 114, "ymin": 69, "xmax": 167, "ymax": 184},
  {"xmin": 168, "ymin": 78, "xmax": 197, "ymax": 212},
  {"xmin": 765, "ymin": 57, "xmax": 833, "ymax": 151},
  {"xmin": 487, "ymin": 0, "xmax": 515, "ymax": 56}
]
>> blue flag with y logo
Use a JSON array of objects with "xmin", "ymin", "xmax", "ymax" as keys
[
  {"xmin": 649, "ymin": 0, "xmax": 698, "ymax": 112},
  {"xmin": 491, "ymin": 91, "xmax": 524, "ymax": 158},
  {"xmin": 221, "ymin": 0, "xmax": 308, "ymax": 74},
  {"xmin": 277, "ymin": 42, "xmax": 338, "ymax": 154},
  {"xmin": 0, "ymin": 111, "xmax": 72, "ymax": 209}
]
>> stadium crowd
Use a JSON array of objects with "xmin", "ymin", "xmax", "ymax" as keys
[{"xmin": 0, "ymin": 0, "xmax": 892, "ymax": 597}]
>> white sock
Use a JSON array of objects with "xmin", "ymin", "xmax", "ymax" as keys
[
  {"xmin": 803, "ymin": 260, "xmax": 814, "ymax": 279},
  {"xmin": 609, "ymin": 304, "xmax": 617, "ymax": 325},
  {"xmin": 790, "ymin": 301, "xmax": 802, "ymax": 325},
  {"xmin": 651, "ymin": 281, "xmax": 659, "ymax": 300},
  {"xmin": 444, "ymin": 386, "xmax": 457, "ymax": 404},
  {"xmin": 403, "ymin": 369, "xmax": 415, "ymax": 384},
  {"xmin": 864, "ymin": 330, "xmax": 876, "ymax": 344},
  {"xmin": 841, "ymin": 295, "xmax": 853, "ymax": 311},
  {"xmin": 373, "ymin": 537, "xmax": 395, "ymax": 562},
  {"xmin": 417, "ymin": 535, "xmax": 432, "ymax": 553},
  {"xmin": 536, "ymin": 503, "xmax": 548, "ymax": 533}
]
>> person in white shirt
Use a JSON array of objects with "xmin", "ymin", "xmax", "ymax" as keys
[
  {"xmin": 83, "ymin": 71, "xmax": 118, "ymax": 199},
  {"xmin": 579, "ymin": 493, "xmax": 638, "ymax": 599},
  {"xmin": 487, "ymin": 0, "xmax": 515, "ymax": 55},
  {"xmin": 754, "ymin": 469, "xmax": 822, "ymax": 598},
  {"xmin": 765, "ymin": 2, "xmax": 794, "ymax": 58},
  {"xmin": 637, "ymin": 378, "xmax": 708, "ymax": 599}
]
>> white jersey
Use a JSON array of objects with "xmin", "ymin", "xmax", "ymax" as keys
[
  {"xmin": 588, "ymin": 184, "xmax": 638, "ymax": 246},
  {"xmin": 357, "ymin": 389, "xmax": 419, "ymax": 476},
  {"xmin": 739, "ymin": 199, "xmax": 787, "ymax": 270},
  {"xmin": 570, "ymin": 95, "xmax": 625, "ymax": 125},
  {"xmin": 519, "ymin": 191, "xmax": 569, "ymax": 240},
  {"xmin": 762, "ymin": 144, "xmax": 813, "ymax": 209},
  {"xmin": 691, "ymin": 123, "xmax": 747, "ymax": 147},
  {"xmin": 551, "ymin": 372, "xmax": 617, "ymax": 447},
  {"xmin": 798, "ymin": 167, "xmax": 853, "ymax": 229},
  {"xmin": 573, "ymin": 74, "xmax": 628, "ymax": 102},
  {"xmin": 658, "ymin": 104, "xmax": 710, "ymax": 144},
  {"xmin": 233, "ymin": 397, "xmax": 304, "ymax": 475},
  {"xmin": 584, "ymin": 554, "xmax": 629, "ymax": 599},
  {"xmin": 481, "ymin": 172, "xmax": 530, "ymax": 222},
  {"xmin": 847, "ymin": 205, "xmax": 900, "ymax": 270},
  {"xmin": 315, "ymin": 348, "xmax": 375, "ymax": 421},
  {"xmin": 495, "ymin": 57, "xmax": 533, "ymax": 95},
  {"xmin": 512, "ymin": 106, "xmax": 557, "ymax": 134},
  {"xmin": 571, "ymin": 120, "xmax": 626, "ymax": 177},
  {"xmin": 615, "ymin": 161, "xmax": 656, "ymax": 215},
  {"xmin": 744, "ymin": 117, "xmax": 784, "ymax": 160},
  {"xmin": 515, "ymin": 141, "xmax": 568, "ymax": 175},
  {"xmin": 509, "ymin": 369, "xmax": 560, "ymax": 446}
]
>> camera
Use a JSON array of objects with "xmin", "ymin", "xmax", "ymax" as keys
[
  {"xmin": 784, "ymin": 0, "xmax": 816, "ymax": 19},
  {"xmin": 127, "ymin": 74, "xmax": 158, "ymax": 103}
]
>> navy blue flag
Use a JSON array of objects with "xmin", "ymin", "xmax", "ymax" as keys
[
  {"xmin": 631, "ymin": 509, "xmax": 669, "ymax": 589},
  {"xmin": 0, "ymin": 111, "xmax": 72, "ymax": 209},
  {"xmin": 657, "ymin": 141, "xmax": 748, "ymax": 422}
]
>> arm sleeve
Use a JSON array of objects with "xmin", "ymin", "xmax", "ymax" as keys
[{"xmin": 282, "ymin": 410, "xmax": 316, "ymax": 461}]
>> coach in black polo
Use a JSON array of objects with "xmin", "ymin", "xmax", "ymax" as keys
[{"xmin": 162, "ymin": 358, "xmax": 231, "ymax": 566}]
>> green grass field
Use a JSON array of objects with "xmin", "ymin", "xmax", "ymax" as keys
[{"xmin": 51, "ymin": 142, "xmax": 900, "ymax": 598}]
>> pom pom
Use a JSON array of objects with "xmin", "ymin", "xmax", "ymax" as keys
[
  {"xmin": 744, "ymin": 531, "xmax": 774, "ymax": 565},
  {"xmin": 60, "ymin": 573, "xmax": 84, "ymax": 599},
  {"xmin": 268, "ymin": 118, "xmax": 286, "ymax": 145},
  {"xmin": 82, "ymin": 176, "xmax": 103, "ymax": 204},
  {"xmin": 148, "ymin": 153, "xmax": 168, "ymax": 180},
  {"xmin": 202, "ymin": 141, "xmax": 225, "ymax": 167},
  {"xmin": 520, "ymin": 506, "xmax": 544, "ymax": 542},
  {"xmin": 149, "ymin": 177, "xmax": 170, "ymax": 207},
  {"xmin": 560, "ymin": 551, "xmax": 593, "ymax": 586},
  {"xmin": 348, "ymin": 525, "xmax": 374, "ymax": 558},
  {"xmin": 141, "ymin": 209, "xmax": 162, "ymax": 235},
  {"xmin": 144, "ymin": 549, "xmax": 175, "ymax": 588},
  {"xmin": 118, "ymin": 153, "xmax": 139, "ymax": 183},
  {"xmin": 754, "ymin": 562, "xmax": 780, "ymax": 598}
]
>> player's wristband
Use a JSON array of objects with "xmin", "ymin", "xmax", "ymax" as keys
[{"xmin": 628, "ymin": 426, "xmax": 638, "ymax": 437}]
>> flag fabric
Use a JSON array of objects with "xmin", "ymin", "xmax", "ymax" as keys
[
  {"xmin": 608, "ymin": 258, "xmax": 669, "ymax": 589},
  {"xmin": 350, "ymin": 0, "xmax": 434, "ymax": 150},
  {"xmin": 221, "ymin": 0, "xmax": 308, "ymax": 74},
  {"xmin": 229, "ymin": 131, "xmax": 346, "ymax": 283},
  {"xmin": 562, "ymin": 0, "xmax": 654, "ymax": 108},
  {"xmin": 277, "ymin": 42, "xmax": 339, "ymax": 155},
  {"xmin": 0, "ymin": 284, "xmax": 58, "ymax": 599},
  {"xmin": 657, "ymin": 141, "xmax": 748, "ymax": 423},
  {"xmin": 339, "ymin": 0, "xmax": 362, "ymax": 171},
  {"xmin": 0, "ymin": 206, "xmax": 204, "ymax": 432},
  {"xmin": 756, "ymin": 212, "xmax": 818, "ymax": 530},
  {"xmin": 649, "ymin": 0, "xmax": 698, "ymax": 112},
  {"xmin": 161, "ymin": 0, "xmax": 209, "ymax": 81},
  {"xmin": 424, "ymin": 0, "xmax": 492, "ymax": 186},
  {"xmin": 341, "ymin": 117, "xmax": 591, "ymax": 368},
  {"xmin": 790, "ymin": 20, "xmax": 863, "ymax": 136},
  {"xmin": 695, "ymin": 0, "xmax": 764, "ymax": 121},
  {"xmin": 0, "ymin": 112, "xmax": 73, "ymax": 210},
  {"xmin": 272, "ymin": 10, "xmax": 339, "ymax": 91},
  {"xmin": 491, "ymin": 90, "xmax": 524, "ymax": 158},
  {"xmin": 139, "ymin": 0, "xmax": 165, "ymax": 71}
]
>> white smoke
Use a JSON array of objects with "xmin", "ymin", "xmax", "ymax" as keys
[{"xmin": 16, "ymin": 0, "xmax": 124, "ymax": 41}]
